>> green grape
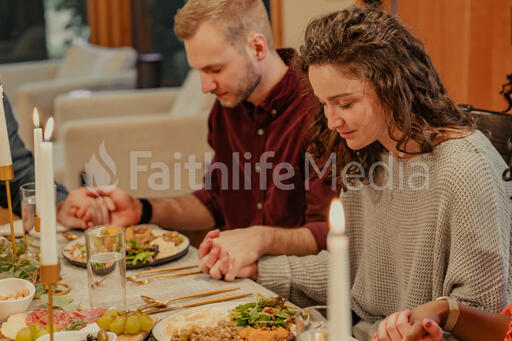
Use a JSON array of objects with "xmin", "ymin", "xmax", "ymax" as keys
[
  {"xmin": 96, "ymin": 314, "xmax": 114, "ymax": 331},
  {"xmin": 44, "ymin": 322, "xmax": 59, "ymax": 332},
  {"xmin": 109, "ymin": 316, "xmax": 126, "ymax": 335},
  {"xmin": 29, "ymin": 323, "xmax": 43, "ymax": 334},
  {"xmin": 33, "ymin": 329, "xmax": 49, "ymax": 340},
  {"xmin": 102, "ymin": 309, "xmax": 119, "ymax": 320},
  {"xmin": 139, "ymin": 314, "xmax": 154, "ymax": 332},
  {"xmin": 124, "ymin": 314, "xmax": 141, "ymax": 335},
  {"xmin": 15, "ymin": 327, "xmax": 32, "ymax": 341}
]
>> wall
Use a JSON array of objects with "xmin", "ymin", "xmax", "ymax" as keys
[
  {"xmin": 280, "ymin": 0, "xmax": 354, "ymax": 49},
  {"xmin": 397, "ymin": 0, "xmax": 512, "ymax": 112}
]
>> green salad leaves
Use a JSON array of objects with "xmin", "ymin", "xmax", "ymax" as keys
[
  {"xmin": 230, "ymin": 294, "xmax": 296, "ymax": 329},
  {"xmin": 0, "ymin": 239, "xmax": 45, "ymax": 296},
  {"xmin": 126, "ymin": 240, "xmax": 156, "ymax": 265}
]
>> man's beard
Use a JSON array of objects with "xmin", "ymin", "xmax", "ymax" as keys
[{"xmin": 218, "ymin": 60, "xmax": 261, "ymax": 108}]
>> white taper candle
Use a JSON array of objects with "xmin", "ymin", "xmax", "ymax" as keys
[
  {"xmin": 33, "ymin": 108, "xmax": 42, "ymax": 216},
  {"xmin": 39, "ymin": 117, "xmax": 57, "ymax": 265},
  {"xmin": 328, "ymin": 198, "xmax": 352, "ymax": 340}
]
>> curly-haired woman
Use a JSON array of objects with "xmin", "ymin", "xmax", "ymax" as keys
[{"xmin": 242, "ymin": 5, "xmax": 512, "ymax": 341}]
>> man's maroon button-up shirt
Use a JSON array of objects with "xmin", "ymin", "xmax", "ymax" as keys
[{"xmin": 193, "ymin": 49, "xmax": 338, "ymax": 249}]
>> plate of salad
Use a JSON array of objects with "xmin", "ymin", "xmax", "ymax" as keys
[
  {"xmin": 62, "ymin": 225, "xmax": 189, "ymax": 269},
  {"xmin": 152, "ymin": 294, "xmax": 297, "ymax": 341},
  {"xmin": 230, "ymin": 295, "xmax": 297, "ymax": 330}
]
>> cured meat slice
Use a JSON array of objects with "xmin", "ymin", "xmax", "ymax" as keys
[{"xmin": 26, "ymin": 308, "xmax": 106, "ymax": 330}]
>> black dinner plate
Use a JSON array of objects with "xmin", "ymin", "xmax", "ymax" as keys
[{"xmin": 62, "ymin": 230, "xmax": 190, "ymax": 270}]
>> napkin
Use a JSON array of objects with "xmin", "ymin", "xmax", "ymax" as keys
[
  {"xmin": 29, "ymin": 223, "xmax": 69, "ymax": 239},
  {"xmin": 0, "ymin": 220, "xmax": 23, "ymax": 237},
  {"xmin": 0, "ymin": 220, "xmax": 69, "ymax": 237}
]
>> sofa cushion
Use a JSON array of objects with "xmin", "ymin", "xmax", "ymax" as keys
[
  {"xmin": 56, "ymin": 43, "xmax": 137, "ymax": 79},
  {"xmin": 169, "ymin": 69, "xmax": 216, "ymax": 117}
]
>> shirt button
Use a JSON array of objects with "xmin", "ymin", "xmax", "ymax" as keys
[
  {"xmin": 271, "ymin": 109, "xmax": 277, "ymax": 115},
  {"xmin": 257, "ymin": 202, "xmax": 263, "ymax": 210},
  {"xmin": 257, "ymin": 129, "xmax": 264, "ymax": 136},
  {"xmin": 255, "ymin": 165, "xmax": 261, "ymax": 173}
]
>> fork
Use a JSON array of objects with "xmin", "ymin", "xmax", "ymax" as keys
[
  {"xmin": 142, "ymin": 292, "xmax": 253, "ymax": 314},
  {"xmin": 138, "ymin": 286, "xmax": 241, "ymax": 311}
]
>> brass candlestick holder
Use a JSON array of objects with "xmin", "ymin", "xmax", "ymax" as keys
[
  {"xmin": 40, "ymin": 263, "xmax": 60, "ymax": 341},
  {"xmin": 0, "ymin": 164, "xmax": 17, "ymax": 262},
  {"xmin": 35, "ymin": 215, "xmax": 41, "ymax": 232}
]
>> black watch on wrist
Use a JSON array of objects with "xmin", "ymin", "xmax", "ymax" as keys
[{"xmin": 138, "ymin": 198, "xmax": 152, "ymax": 224}]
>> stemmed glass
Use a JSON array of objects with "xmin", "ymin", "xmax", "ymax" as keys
[{"xmin": 296, "ymin": 305, "xmax": 328, "ymax": 341}]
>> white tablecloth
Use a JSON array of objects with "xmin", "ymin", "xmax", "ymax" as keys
[{"xmin": 18, "ymin": 229, "xmax": 358, "ymax": 341}]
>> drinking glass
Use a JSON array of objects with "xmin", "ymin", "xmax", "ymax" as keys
[
  {"xmin": 85, "ymin": 225, "xmax": 126, "ymax": 308},
  {"xmin": 20, "ymin": 182, "xmax": 36, "ymax": 233},
  {"xmin": 296, "ymin": 305, "xmax": 328, "ymax": 341},
  {"xmin": 0, "ymin": 236, "xmax": 9, "ymax": 258}
]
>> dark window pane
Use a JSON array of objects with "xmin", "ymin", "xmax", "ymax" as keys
[
  {"xmin": 149, "ymin": 0, "xmax": 188, "ymax": 87},
  {"xmin": 148, "ymin": 0, "xmax": 271, "ymax": 87},
  {"xmin": 0, "ymin": 0, "xmax": 48, "ymax": 63},
  {"xmin": 0, "ymin": 0, "xmax": 88, "ymax": 64}
]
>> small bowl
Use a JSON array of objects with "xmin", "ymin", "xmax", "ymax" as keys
[{"xmin": 0, "ymin": 278, "xmax": 35, "ymax": 321}]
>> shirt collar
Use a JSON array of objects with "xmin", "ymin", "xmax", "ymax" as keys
[{"xmin": 243, "ymin": 48, "xmax": 302, "ymax": 117}]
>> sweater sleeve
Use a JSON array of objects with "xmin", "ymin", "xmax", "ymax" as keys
[
  {"xmin": 441, "ymin": 150, "xmax": 512, "ymax": 313},
  {"xmin": 257, "ymin": 250, "xmax": 329, "ymax": 307},
  {"xmin": 303, "ymin": 174, "xmax": 339, "ymax": 250}
]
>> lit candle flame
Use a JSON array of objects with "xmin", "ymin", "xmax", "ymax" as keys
[
  {"xmin": 44, "ymin": 117, "xmax": 54, "ymax": 141},
  {"xmin": 329, "ymin": 198, "xmax": 345, "ymax": 234},
  {"xmin": 32, "ymin": 108, "xmax": 40, "ymax": 128}
]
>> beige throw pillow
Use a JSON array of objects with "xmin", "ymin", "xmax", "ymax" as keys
[
  {"xmin": 56, "ymin": 43, "xmax": 137, "ymax": 79},
  {"xmin": 169, "ymin": 69, "xmax": 216, "ymax": 117}
]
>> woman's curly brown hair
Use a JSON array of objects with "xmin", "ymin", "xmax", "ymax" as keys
[{"xmin": 298, "ymin": 5, "xmax": 475, "ymax": 187}]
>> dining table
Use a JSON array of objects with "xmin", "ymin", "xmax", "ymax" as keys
[
  {"xmin": 0, "ymin": 209, "xmax": 281, "ymax": 340},
  {"xmin": 0, "ymin": 208, "xmax": 358, "ymax": 341}
]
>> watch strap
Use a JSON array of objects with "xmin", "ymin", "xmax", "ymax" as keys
[
  {"xmin": 138, "ymin": 198, "xmax": 152, "ymax": 224},
  {"xmin": 436, "ymin": 296, "xmax": 460, "ymax": 332}
]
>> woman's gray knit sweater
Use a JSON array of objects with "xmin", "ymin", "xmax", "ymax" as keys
[{"xmin": 257, "ymin": 131, "xmax": 512, "ymax": 340}]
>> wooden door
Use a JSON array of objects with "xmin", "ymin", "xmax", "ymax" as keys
[
  {"xmin": 397, "ymin": 0, "xmax": 512, "ymax": 112},
  {"xmin": 88, "ymin": 0, "xmax": 132, "ymax": 47}
]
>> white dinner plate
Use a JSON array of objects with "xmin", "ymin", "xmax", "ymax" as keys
[{"xmin": 152, "ymin": 301, "xmax": 241, "ymax": 341}]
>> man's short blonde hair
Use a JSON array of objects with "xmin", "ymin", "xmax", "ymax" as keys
[{"xmin": 174, "ymin": 0, "xmax": 275, "ymax": 50}]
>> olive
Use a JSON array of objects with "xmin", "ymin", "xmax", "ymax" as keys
[{"xmin": 86, "ymin": 334, "xmax": 97, "ymax": 341}]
